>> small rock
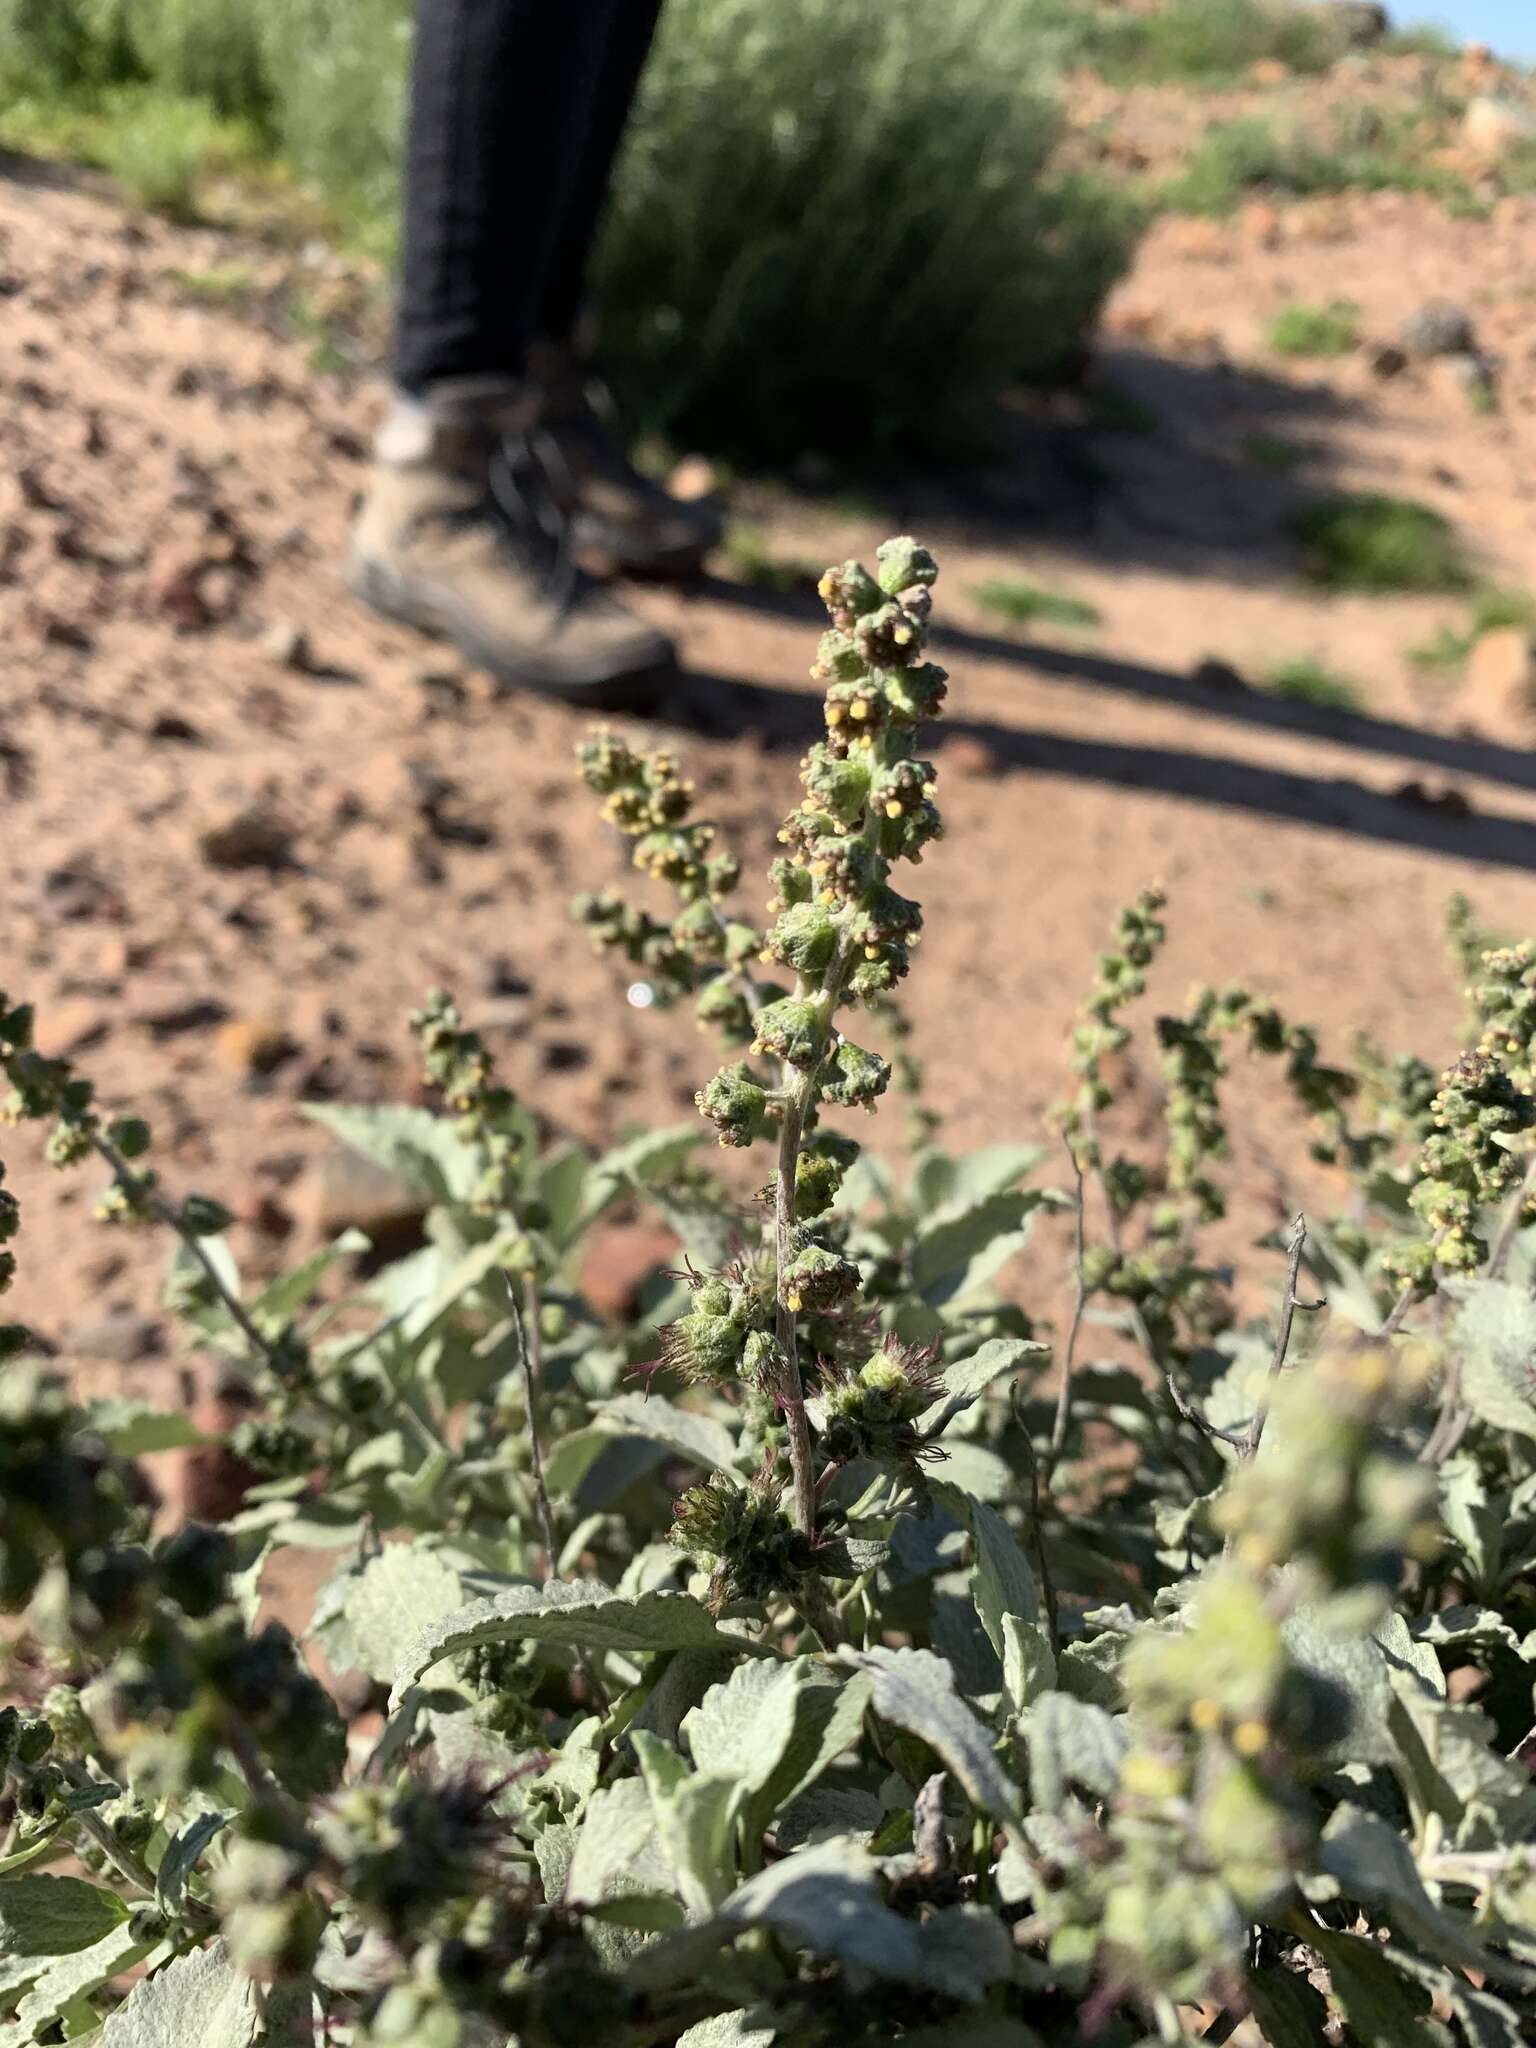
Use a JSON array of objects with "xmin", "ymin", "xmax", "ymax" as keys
[
  {"xmin": 666, "ymin": 455, "xmax": 718, "ymax": 503},
  {"xmin": 260, "ymin": 619, "xmax": 310, "ymax": 670},
  {"xmin": 1400, "ymin": 300, "xmax": 1478, "ymax": 360},
  {"xmin": 216, "ymin": 1016, "xmax": 298, "ymax": 1079},
  {"xmin": 1393, "ymin": 779, "xmax": 1474, "ymax": 819},
  {"xmin": 484, "ymin": 955, "xmax": 533, "ymax": 1000},
  {"xmin": 1369, "ymin": 344, "xmax": 1409, "ymax": 380},
  {"xmin": 67, "ymin": 1310, "xmax": 162, "ymax": 1364},
  {"xmin": 1323, "ymin": 1, "xmax": 1389, "ymax": 48},
  {"xmin": 542, "ymin": 1040, "xmax": 590, "ymax": 1074},
  {"xmin": 155, "ymin": 560, "xmax": 214, "ymax": 632},
  {"xmin": 1191, "ymin": 657, "xmax": 1247, "ymax": 692},
  {"xmin": 148, "ymin": 712, "xmax": 201, "ymax": 743},
  {"xmin": 198, "ymin": 801, "xmax": 294, "ymax": 870},
  {"xmin": 34, "ymin": 997, "xmax": 110, "ymax": 1056},
  {"xmin": 132, "ymin": 990, "xmax": 229, "ymax": 1039},
  {"xmin": 1462, "ymin": 626, "xmax": 1536, "ymax": 739},
  {"xmin": 942, "ymin": 735, "xmax": 999, "ymax": 778},
  {"xmin": 1463, "ymin": 96, "xmax": 1536, "ymax": 162},
  {"xmin": 293, "ymin": 1148, "xmax": 431, "ymax": 1245}
]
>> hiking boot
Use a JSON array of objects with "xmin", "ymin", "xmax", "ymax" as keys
[
  {"xmin": 347, "ymin": 379, "xmax": 677, "ymax": 709},
  {"xmin": 530, "ymin": 341, "xmax": 723, "ymax": 579}
]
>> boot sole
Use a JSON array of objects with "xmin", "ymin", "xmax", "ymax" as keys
[{"xmin": 345, "ymin": 553, "xmax": 676, "ymax": 713}]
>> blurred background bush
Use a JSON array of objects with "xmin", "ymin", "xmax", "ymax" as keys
[{"xmin": 0, "ymin": 0, "xmax": 1139, "ymax": 462}]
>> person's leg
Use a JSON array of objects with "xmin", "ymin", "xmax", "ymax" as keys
[
  {"xmin": 349, "ymin": 0, "xmax": 678, "ymax": 705},
  {"xmin": 394, "ymin": 0, "xmax": 621, "ymax": 396},
  {"xmin": 534, "ymin": 0, "xmax": 664, "ymax": 353}
]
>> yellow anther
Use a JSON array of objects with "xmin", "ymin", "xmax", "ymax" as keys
[
  {"xmin": 786, "ymin": 1293, "xmax": 802, "ymax": 1312},
  {"xmin": 826, "ymin": 705, "xmax": 845, "ymax": 725},
  {"xmin": 1188, "ymin": 1698, "xmax": 1222, "ymax": 1735},
  {"xmin": 777, "ymin": 830, "xmax": 790, "ymax": 843},
  {"xmin": 864, "ymin": 945, "xmax": 880, "ymax": 961},
  {"xmin": 1232, "ymin": 1720, "xmax": 1268, "ymax": 1758},
  {"xmin": 822, "ymin": 890, "xmax": 838, "ymax": 905},
  {"xmin": 850, "ymin": 699, "xmax": 869, "ymax": 720},
  {"xmin": 885, "ymin": 800, "xmax": 904, "ymax": 819}
]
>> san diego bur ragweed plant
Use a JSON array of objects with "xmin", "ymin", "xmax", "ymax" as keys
[{"xmin": 5, "ymin": 543, "xmax": 1536, "ymax": 2045}]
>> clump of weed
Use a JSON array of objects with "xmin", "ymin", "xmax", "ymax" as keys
[
  {"xmin": 1264, "ymin": 655, "xmax": 1361, "ymax": 712},
  {"xmin": 1242, "ymin": 433, "xmax": 1309, "ymax": 474},
  {"xmin": 973, "ymin": 576, "xmax": 1102, "ymax": 633},
  {"xmin": 1293, "ymin": 493, "xmax": 1473, "ymax": 594},
  {"xmin": 1265, "ymin": 300, "xmax": 1359, "ymax": 358}
]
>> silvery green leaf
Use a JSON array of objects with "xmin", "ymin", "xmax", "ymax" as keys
[
  {"xmin": 908, "ymin": 1905, "xmax": 1013, "ymax": 2001},
  {"xmin": 633, "ymin": 1733, "xmax": 740, "ymax": 1916},
  {"xmin": 685, "ymin": 1659, "xmax": 871, "ymax": 1840},
  {"xmin": 249, "ymin": 1232, "xmax": 368, "ymax": 1324},
  {"xmin": 917, "ymin": 1338, "xmax": 1048, "ymax": 1438},
  {"xmin": 1411, "ymin": 1605, "xmax": 1526, "ymax": 1659},
  {"xmin": 675, "ymin": 2013, "xmax": 775, "ymax": 2048},
  {"xmin": 838, "ymin": 1646, "xmax": 1022, "ymax": 1826},
  {"xmin": 1447, "ymin": 1278, "xmax": 1536, "ymax": 1438},
  {"xmin": 1375, "ymin": 1610, "xmax": 1444, "ymax": 1700},
  {"xmin": 317, "ymin": 1544, "xmax": 466, "ymax": 1684},
  {"xmin": 0, "ymin": 1924, "xmax": 155, "ymax": 2048},
  {"xmin": 774, "ymin": 1787, "xmax": 883, "ymax": 1851},
  {"xmin": 930, "ymin": 1484, "xmax": 1037, "ymax": 1654},
  {"xmin": 585, "ymin": 1126, "xmax": 702, "ymax": 1213},
  {"xmin": 1383, "ymin": 1947, "xmax": 1525, "ymax": 2048},
  {"xmin": 75, "ymin": 1402, "xmax": 205, "ymax": 1457},
  {"xmin": 1309, "ymin": 1927, "xmax": 1438, "ymax": 2045},
  {"xmin": 303, "ymin": 1103, "xmax": 480, "ymax": 1204},
  {"xmin": 912, "ymin": 1192, "xmax": 1048, "ymax": 1305},
  {"xmin": 538, "ymin": 1143, "xmax": 593, "ymax": 1248},
  {"xmin": 1002, "ymin": 1615, "xmax": 1056, "ymax": 1715},
  {"xmin": 1282, "ymin": 1605, "xmax": 1393, "ymax": 1762},
  {"xmin": 943, "ymin": 1143, "xmax": 1047, "ymax": 1207},
  {"xmin": 156, "ymin": 1812, "xmax": 228, "ymax": 1912},
  {"xmin": 590, "ymin": 1392, "xmax": 739, "ymax": 1476},
  {"xmin": 563, "ymin": 1778, "xmax": 671, "ymax": 1907},
  {"xmin": 933, "ymin": 1441, "xmax": 1014, "ymax": 1502},
  {"xmin": 99, "ymin": 1941, "xmax": 259, "ymax": 2048},
  {"xmin": 1319, "ymin": 1805, "xmax": 1491, "ymax": 1973},
  {"xmin": 0, "ymin": 1876, "xmax": 130, "ymax": 1955},
  {"xmin": 1438, "ymin": 1456, "xmax": 1502, "ymax": 1595},
  {"xmin": 1026, "ymin": 1693, "xmax": 1126, "ymax": 1813},
  {"xmin": 1246, "ymin": 1967, "xmax": 1333, "ymax": 2048},
  {"xmin": 391, "ymin": 1581, "xmax": 771, "ymax": 1706}
]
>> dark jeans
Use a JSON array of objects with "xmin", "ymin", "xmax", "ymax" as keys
[{"xmin": 395, "ymin": 0, "xmax": 664, "ymax": 395}]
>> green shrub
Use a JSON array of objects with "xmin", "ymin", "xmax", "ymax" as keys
[
  {"xmin": 1293, "ymin": 492, "xmax": 1474, "ymax": 593},
  {"xmin": 1016, "ymin": 0, "xmax": 1347, "ymax": 83},
  {"xmin": 8, "ymin": 538, "xmax": 1536, "ymax": 2043},
  {"xmin": 593, "ymin": 0, "xmax": 1138, "ymax": 460},
  {"xmin": 972, "ymin": 575, "xmax": 1102, "ymax": 632},
  {"xmin": 0, "ymin": 0, "xmax": 1137, "ymax": 462},
  {"xmin": 90, "ymin": 87, "xmax": 253, "ymax": 218},
  {"xmin": 1410, "ymin": 586, "xmax": 1536, "ymax": 672},
  {"xmin": 1165, "ymin": 110, "xmax": 1454, "ymax": 216},
  {"xmin": 1263, "ymin": 654, "xmax": 1361, "ymax": 711},
  {"xmin": 1265, "ymin": 298, "xmax": 1360, "ymax": 357}
]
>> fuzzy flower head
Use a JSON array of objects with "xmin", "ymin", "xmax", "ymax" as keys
[
  {"xmin": 818, "ymin": 1339, "xmax": 942, "ymax": 1467},
  {"xmin": 670, "ymin": 1468, "xmax": 814, "ymax": 1614}
]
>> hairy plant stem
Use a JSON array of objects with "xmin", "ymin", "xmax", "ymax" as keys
[
  {"xmin": 507, "ymin": 1275, "xmax": 559, "ymax": 1579},
  {"xmin": 1242, "ymin": 1214, "xmax": 1324, "ymax": 1463},
  {"xmin": 1045, "ymin": 1146, "xmax": 1089, "ymax": 1487},
  {"xmin": 89, "ymin": 1130, "xmax": 278, "ymax": 1372}
]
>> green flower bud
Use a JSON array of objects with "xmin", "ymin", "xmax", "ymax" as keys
[
  {"xmin": 180, "ymin": 1195, "xmax": 234, "ymax": 1238},
  {"xmin": 876, "ymin": 537, "xmax": 940, "ymax": 596},
  {"xmin": 820, "ymin": 1041, "xmax": 890, "ymax": 1108},
  {"xmin": 695, "ymin": 1063, "xmax": 772, "ymax": 1148},
  {"xmin": 694, "ymin": 974, "xmax": 755, "ymax": 1042},
  {"xmin": 767, "ymin": 904, "xmax": 840, "ymax": 979},
  {"xmin": 106, "ymin": 1116, "xmax": 152, "ymax": 1160},
  {"xmin": 751, "ymin": 998, "xmax": 825, "ymax": 1071},
  {"xmin": 818, "ymin": 561, "xmax": 884, "ymax": 626},
  {"xmin": 781, "ymin": 1241, "xmax": 861, "ymax": 1313}
]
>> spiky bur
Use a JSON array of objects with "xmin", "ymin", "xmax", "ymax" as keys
[{"xmin": 670, "ymin": 1468, "xmax": 815, "ymax": 1614}]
